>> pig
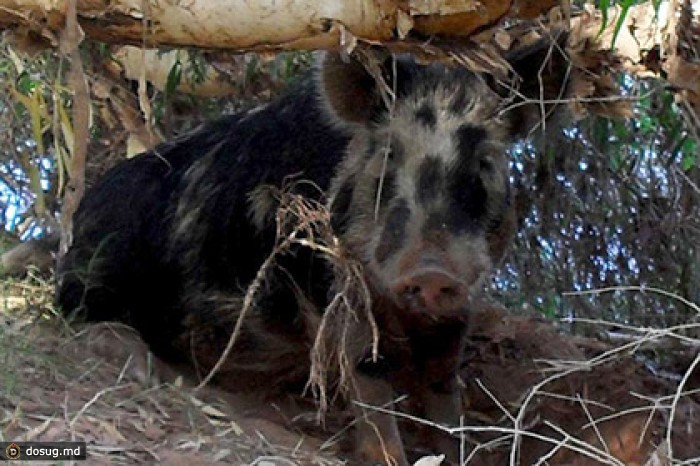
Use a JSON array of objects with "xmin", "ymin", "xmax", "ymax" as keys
[{"xmin": 58, "ymin": 36, "xmax": 568, "ymax": 465}]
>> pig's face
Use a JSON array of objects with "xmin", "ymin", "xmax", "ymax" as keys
[{"xmin": 326, "ymin": 60, "xmax": 516, "ymax": 317}]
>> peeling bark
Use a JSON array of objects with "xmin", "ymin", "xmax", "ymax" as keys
[
  {"xmin": 0, "ymin": 0, "xmax": 556, "ymax": 51},
  {"xmin": 113, "ymin": 47, "xmax": 237, "ymax": 97},
  {"xmin": 57, "ymin": 0, "xmax": 90, "ymax": 256}
]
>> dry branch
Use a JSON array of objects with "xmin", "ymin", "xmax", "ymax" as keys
[{"xmin": 1, "ymin": 0, "xmax": 556, "ymax": 52}]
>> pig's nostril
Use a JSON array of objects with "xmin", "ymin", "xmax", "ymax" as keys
[
  {"xmin": 408, "ymin": 285, "xmax": 421, "ymax": 296},
  {"xmin": 393, "ymin": 271, "xmax": 467, "ymax": 314}
]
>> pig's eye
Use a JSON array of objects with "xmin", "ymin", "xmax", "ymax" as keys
[{"xmin": 479, "ymin": 158, "xmax": 493, "ymax": 173}]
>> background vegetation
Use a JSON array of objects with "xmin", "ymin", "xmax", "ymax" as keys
[
  {"xmin": 0, "ymin": 2, "xmax": 698, "ymax": 464},
  {"xmin": 1, "ymin": 40, "xmax": 698, "ymax": 333}
]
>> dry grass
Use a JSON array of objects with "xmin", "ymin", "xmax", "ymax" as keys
[
  {"xmin": 0, "ymin": 271, "xmax": 343, "ymax": 465},
  {"xmin": 1, "ymin": 253, "xmax": 699, "ymax": 465},
  {"xmin": 198, "ymin": 184, "xmax": 377, "ymax": 419}
]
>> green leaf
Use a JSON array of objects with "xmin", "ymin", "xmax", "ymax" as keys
[
  {"xmin": 187, "ymin": 51, "xmax": 207, "ymax": 85},
  {"xmin": 611, "ymin": 0, "xmax": 635, "ymax": 48},
  {"xmin": 597, "ymin": 0, "xmax": 611, "ymax": 39},
  {"xmin": 539, "ymin": 294, "xmax": 559, "ymax": 319},
  {"xmin": 612, "ymin": 120, "xmax": 627, "ymax": 140},
  {"xmin": 610, "ymin": 149, "xmax": 622, "ymax": 171},
  {"xmin": 638, "ymin": 114, "xmax": 654, "ymax": 133},
  {"xmin": 165, "ymin": 57, "xmax": 183, "ymax": 96},
  {"xmin": 681, "ymin": 153, "xmax": 696, "ymax": 171},
  {"xmin": 681, "ymin": 140, "xmax": 698, "ymax": 171},
  {"xmin": 16, "ymin": 72, "xmax": 37, "ymax": 94},
  {"xmin": 152, "ymin": 96, "xmax": 165, "ymax": 124}
]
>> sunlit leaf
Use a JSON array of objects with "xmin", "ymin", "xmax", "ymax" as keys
[
  {"xmin": 17, "ymin": 150, "xmax": 46, "ymax": 219},
  {"xmin": 24, "ymin": 155, "xmax": 46, "ymax": 216},
  {"xmin": 56, "ymin": 93, "xmax": 74, "ymax": 156},
  {"xmin": 6, "ymin": 46, "xmax": 25, "ymax": 75},
  {"xmin": 54, "ymin": 144, "xmax": 69, "ymax": 196},
  {"xmin": 597, "ymin": 0, "xmax": 611, "ymax": 39},
  {"xmin": 11, "ymin": 85, "xmax": 48, "ymax": 154},
  {"xmin": 611, "ymin": 0, "xmax": 635, "ymax": 48},
  {"xmin": 16, "ymin": 71, "xmax": 36, "ymax": 94}
]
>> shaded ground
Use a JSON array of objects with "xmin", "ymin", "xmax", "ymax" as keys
[
  {"xmin": 0, "ymin": 274, "xmax": 342, "ymax": 465},
  {"xmin": 1, "ymin": 273, "xmax": 699, "ymax": 465}
]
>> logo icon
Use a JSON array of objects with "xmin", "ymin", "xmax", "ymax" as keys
[{"xmin": 6, "ymin": 443, "xmax": 20, "ymax": 460}]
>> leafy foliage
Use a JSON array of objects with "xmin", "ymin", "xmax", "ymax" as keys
[
  {"xmin": 0, "ymin": 46, "xmax": 63, "ymax": 239},
  {"xmin": 0, "ymin": 35, "xmax": 698, "ymax": 333},
  {"xmin": 493, "ymin": 78, "xmax": 699, "ymax": 331}
]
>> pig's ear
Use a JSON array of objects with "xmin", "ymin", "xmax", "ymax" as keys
[
  {"xmin": 318, "ymin": 51, "xmax": 399, "ymax": 126},
  {"xmin": 495, "ymin": 30, "xmax": 571, "ymax": 138}
]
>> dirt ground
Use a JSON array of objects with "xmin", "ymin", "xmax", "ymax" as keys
[
  {"xmin": 0, "ymin": 275, "xmax": 344, "ymax": 465},
  {"xmin": 1, "ymin": 273, "xmax": 699, "ymax": 465}
]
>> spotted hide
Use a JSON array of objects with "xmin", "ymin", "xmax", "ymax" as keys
[{"xmin": 58, "ymin": 36, "xmax": 569, "ymax": 465}]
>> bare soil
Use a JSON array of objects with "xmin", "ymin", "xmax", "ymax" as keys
[
  {"xmin": 0, "ymin": 275, "xmax": 342, "ymax": 465},
  {"xmin": 1, "ymin": 274, "xmax": 699, "ymax": 465}
]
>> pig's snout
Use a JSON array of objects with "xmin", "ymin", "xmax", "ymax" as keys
[{"xmin": 392, "ymin": 269, "xmax": 468, "ymax": 316}]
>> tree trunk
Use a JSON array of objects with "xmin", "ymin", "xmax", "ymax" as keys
[{"xmin": 1, "ymin": 0, "xmax": 556, "ymax": 51}]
